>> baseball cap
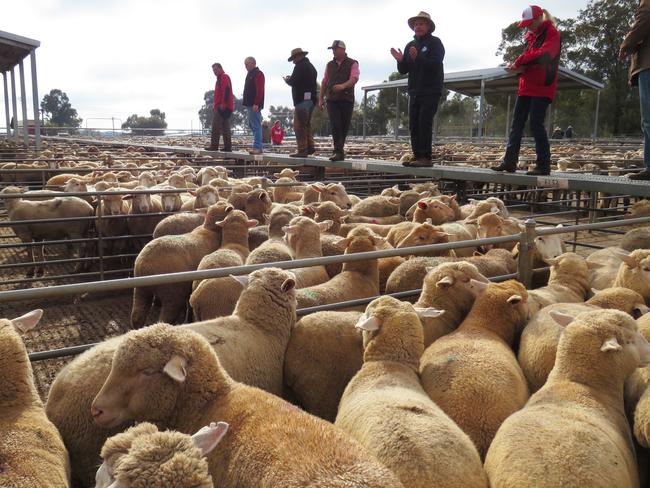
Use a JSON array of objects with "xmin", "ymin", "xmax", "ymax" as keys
[
  {"xmin": 518, "ymin": 5, "xmax": 543, "ymax": 28},
  {"xmin": 327, "ymin": 40, "xmax": 346, "ymax": 50}
]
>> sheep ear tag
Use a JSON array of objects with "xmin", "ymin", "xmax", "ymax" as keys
[
  {"xmin": 601, "ymin": 337, "xmax": 622, "ymax": 352},
  {"xmin": 192, "ymin": 421, "xmax": 229, "ymax": 456},
  {"xmin": 163, "ymin": 355, "xmax": 187, "ymax": 383},
  {"xmin": 11, "ymin": 309, "xmax": 43, "ymax": 333},
  {"xmin": 414, "ymin": 307, "xmax": 445, "ymax": 318},
  {"xmin": 355, "ymin": 313, "xmax": 380, "ymax": 332}
]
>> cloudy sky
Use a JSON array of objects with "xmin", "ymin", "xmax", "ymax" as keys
[{"xmin": 4, "ymin": 0, "xmax": 590, "ymax": 131}]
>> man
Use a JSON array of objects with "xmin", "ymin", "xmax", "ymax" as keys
[
  {"xmin": 391, "ymin": 11, "xmax": 445, "ymax": 167},
  {"xmin": 243, "ymin": 56, "xmax": 265, "ymax": 155},
  {"xmin": 205, "ymin": 63, "xmax": 234, "ymax": 152},
  {"xmin": 284, "ymin": 47, "xmax": 317, "ymax": 157},
  {"xmin": 319, "ymin": 41, "xmax": 359, "ymax": 161},
  {"xmin": 621, "ymin": 0, "xmax": 650, "ymax": 180}
]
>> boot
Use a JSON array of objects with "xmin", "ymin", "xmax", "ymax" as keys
[
  {"xmin": 526, "ymin": 167, "xmax": 551, "ymax": 176},
  {"xmin": 410, "ymin": 157, "xmax": 433, "ymax": 167},
  {"xmin": 329, "ymin": 152, "xmax": 344, "ymax": 162},
  {"xmin": 491, "ymin": 161, "xmax": 516, "ymax": 173},
  {"xmin": 628, "ymin": 169, "xmax": 650, "ymax": 180},
  {"xmin": 290, "ymin": 151, "xmax": 308, "ymax": 158}
]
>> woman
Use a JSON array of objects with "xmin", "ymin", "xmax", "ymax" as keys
[
  {"xmin": 271, "ymin": 120, "xmax": 285, "ymax": 146},
  {"xmin": 492, "ymin": 5, "xmax": 561, "ymax": 176}
]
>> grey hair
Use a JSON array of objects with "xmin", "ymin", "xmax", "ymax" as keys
[{"xmin": 244, "ymin": 56, "xmax": 257, "ymax": 65}]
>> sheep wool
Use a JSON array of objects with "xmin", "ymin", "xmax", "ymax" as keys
[
  {"xmin": 485, "ymin": 310, "xmax": 650, "ymax": 488},
  {"xmin": 336, "ymin": 296, "xmax": 488, "ymax": 488},
  {"xmin": 420, "ymin": 280, "xmax": 530, "ymax": 458}
]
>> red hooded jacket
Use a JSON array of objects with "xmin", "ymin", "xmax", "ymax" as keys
[
  {"xmin": 213, "ymin": 72, "xmax": 234, "ymax": 112},
  {"xmin": 513, "ymin": 20, "xmax": 561, "ymax": 100}
]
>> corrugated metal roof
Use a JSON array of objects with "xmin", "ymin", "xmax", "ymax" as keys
[
  {"xmin": 362, "ymin": 66, "xmax": 604, "ymax": 96},
  {"xmin": 0, "ymin": 30, "xmax": 40, "ymax": 72}
]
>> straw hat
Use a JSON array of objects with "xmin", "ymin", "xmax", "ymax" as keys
[
  {"xmin": 288, "ymin": 48, "xmax": 309, "ymax": 62},
  {"xmin": 408, "ymin": 11, "xmax": 435, "ymax": 33}
]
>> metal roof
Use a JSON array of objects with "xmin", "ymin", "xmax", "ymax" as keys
[
  {"xmin": 362, "ymin": 66, "xmax": 604, "ymax": 96},
  {"xmin": 0, "ymin": 30, "xmax": 40, "ymax": 72}
]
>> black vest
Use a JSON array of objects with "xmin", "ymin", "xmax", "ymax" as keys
[
  {"xmin": 243, "ymin": 67, "xmax": 264, "ymax": 109},
  {"xmin": 325, "ymin": 56, "xmax": 356, "ymax": 103}
]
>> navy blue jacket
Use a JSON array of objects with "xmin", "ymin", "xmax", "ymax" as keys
[{"xmin": 397, "ymin": 33, "xmax": 445, "ymax": 96}]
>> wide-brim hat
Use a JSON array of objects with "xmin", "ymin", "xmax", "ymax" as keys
[
  {"xmin": 408, "ymin": 11, "xmax": 435, "ymax": 33},
  {"xmin": 518, "ymin": 5, "xmax": 543, "ymax": 28},
  {"xmin": 288, "ymin": 47, "xmax": 309, "ymax": 62}
]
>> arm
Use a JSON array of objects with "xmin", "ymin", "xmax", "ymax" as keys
[
  {"xmin": 254, "ymin": 71, "xmax": 265, "ymax": 108},
  {"xmin": 621, "ymin": 1, "xmax": 650, "ymax": 52},
  {"xmin": 396, "ymin": 42, "xmax": 411, "ymax": 74},
  {"xmin": 514, "ymin": 28, "xmax": 560, "ymax": 67},
  {"xmin": 413, "ymin": 38, "xmax": 445, "ymax": 69},
  {"xmin": 319, "ymin": 71, "xmax": 329, "ymax": 107},
  {"xmin": 340, "ymin": 62, "xmax": 360, "ymax": 89},
  {"xmin": 285, "ymin": 64, "xmax": 299, "ymax": 86}
]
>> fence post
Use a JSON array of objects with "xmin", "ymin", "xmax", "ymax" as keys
[
  {"xmin": 517, "ymin": 218, "xmax": 537, "ymax": 288},
  {"xmin": 96, "ymin": 195, "xmax": 105, "ymax": 281}
]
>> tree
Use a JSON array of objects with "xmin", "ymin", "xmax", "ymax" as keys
[
  {"xmin": 40, "ymin": 89, "xmax": 82, "ymax": 127},
  {"xmin": 198, "ymin": 91, "xmax": 246, "ymax": 131},
  {"xmin": 121, "ymin": 109, "xmax": 167, "ymax": 136},
  {"xmin": 267, "ymin": 105, "xmax": 294, "ymax": 131}
]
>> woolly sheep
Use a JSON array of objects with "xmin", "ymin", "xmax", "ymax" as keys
[
  {"xmin": 90, "ymin": 324, "xmax": 404, "ymax": 487},
  {"xmin": 350, "ymin": 195, "xmax": 400, "ymax": 218},
  {"xmin": 336, "ymin": 296, "xmax": 488, "ymax": 488},
  {"xmin": 1, "ymin": 309, "xmax": 70, "ymax": 487},
  {"xmin": 180, "ymin": 185, "xmax": 220, "ymax": 211},
  {"xmin": 519, "ymin": 287, "xmax": 649, "ymax": 393},
  {"xmin": 626, "ymin": 199, "xmax": 650, "ymax": 219},
  {"xmin": 621, "ymin": 226, "xmax": 650, "ymax": 251},
  {"xmin": 586, "ymin": 246, "xmax": 626, "ymax": 290},
  {"xmin": 152, "ymin": 212, "xmax": 205, "ymax": 238},
  {"xmin": 420, "ymin": 280, "xmax": 530, "ymax": 458},
  {"xmin": 485, "ymin": 310, "xmax": 650, "ymax": 488},
  {"xmin": 131, "ymin": 202, "xmax": 232, "ymax": 327},
  {"xmin": 410, "ymin": 197, "xmax": 456, "ymax": 224},
  {"xmin": 385, "ymin": 248, "xmax": 517, "ymax": 295},
  {"xmin": 469, "ymin": 213, "xmax": 523, "ymax": 252},
  {"xmin": 96, "ymin": 190, "xmax": 131, "ymax": 255},
  {"xmin": 273, "ymin": 167, "xmax": 300, "ymax": 180},
  {"xmin": 244, "ymin": 188, "xmax": 272, "ymax": 223},
  {"xmin": 282, "ymin": 216, "xmax": 332, "ymax": 287},
  {"xmin": 612, "ymin": 249, "xmax": 650, "ymax": 301},
  {"xmin": 246, "ymin": 206, "xmax": 298, "ymax": 264},
  {"xmin": 314, "ymin": 182, "xmax": 353, "ymax": 209},
  {"xmin": 95, "ymin": 421, "xmax": 227, "ymax": 488},
  {"xmin": 311, "ymin": 200, "xmax": 350, "ymax": 234},
  {"xmin": 272, "ymin": 176, "xmax": 304, "ymax": 203}
]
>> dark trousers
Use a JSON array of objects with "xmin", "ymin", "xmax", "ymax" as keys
[
  {"xmin": 504, "ymin": 96, "xmax": 551, "ymax": 168},
  {"xmin": 210, "ymin": 109, "xmax": 232, "ymax": 151},
  {"xmin": 294, "ymin": 100, "xmax": 315, "ymax": 153},
  {"xmin": 326, "ymin": 101, "xmax": 354, "ymax": 154},
  {"xmin": 409, "ymin": 94, "xmax": 441, "ymax": 159}
]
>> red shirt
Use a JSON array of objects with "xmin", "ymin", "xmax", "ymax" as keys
[
  {"xmin": 213, "ymin": 72, "xmax": 234, "ymax": 111},
  {"xmin": 513, "ymin": 20, "xmax": 561, "ymax": 100},
  {"xmin": 271, "ymin": 126, "xmax": 285, "ymax": 144}
]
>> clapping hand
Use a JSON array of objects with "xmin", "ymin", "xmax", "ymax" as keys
[
  {"xmin": 409, "ymin": 46, "xmax": 418, "ymax": 60},
  {"xmin": 390, "ymin": 47, "xmax": 404, "ymax": 62}
]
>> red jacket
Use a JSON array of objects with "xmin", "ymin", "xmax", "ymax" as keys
[
  {"xmin": 513, "ymin": 20, "xmax": 561, "ymax": 100},
  {"xmin": 213, "ymin": 73, "xmax": 234, "ymax": 112},
  {"xmin": 271, "ymin": 126, "xmax": 284, "ymax": 144}
]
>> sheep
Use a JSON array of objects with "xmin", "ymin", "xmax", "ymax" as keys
[
  {"xmin": 410, "ymin": 197, "xmax": 456, "ymax": 224},
  {"xmin": 439, "ymin": 221, "xmax": 479, "ymax": 257},
  {"xmin": 124, "ymin": 186, "xmax": 164, "ymax": 249},
  {"xmin": 461, "ymin": 197, "xmax": 509, "ymax": 220},
  {"xmin": 511, "ymin": 224, "xmax": 566, "ymax": 285},
  {"xmin": 469, "ymin": 212, "xmax": 523, "ymax": 252},
  {"xmin": 1, "ymin": 309, "xmax": 70, "ymax": 487},
  {"xmin": 626, "ymin": 199, "xmax": 650, "ymax": 219},
  {"xmin": 295, "ymin": 226, "xmax": 381, "ymax": 310},
  {"xmin": 96, "ymin": 189, "xmax": 131, "ymax": 255},
  {"xmin": 89, "ymin": 324, "xmax": 404, "ymax": 487},
  {"xmin": 519, "ymin": 287, "xmax": 650, "ymax": 393},
  {"xmin": 246, "ymin": 206, "xmax": 298, "ymax": 264},
  {"xmin": 273, "ymin": 167, "xmax": 300, "ymax": 179},
  {"xmin": 244, "ymin": 188, "xmax": 272, "ymax": 223},
  {"xmin": 394, "ymin": 222, "xmax": 457, "ymax": 257},
  {"xmin": 380, "ymin": 184, "xmax": 402, "ymax": 197},
  {"xmin": 335, "ymin": 296, "xmax": 488, "ymax": 488},
  {"xmin": 313, "ymin": 182, "xmax": 353, "ymax": 209},
  {"xmin": 180, "ymin": 185, "xmax": 220, "ymax": 211},
  {"xmin": 152, "ymin": 212, "xmax": 206, "ymax": 239},
  {"xmin": 399, "ymin": 189, "xmax": 431, "ymax": 216},
  {"xmin": 612, "ymin": 249, "xmax": 650, "ymax": 301},
  {"xmin": 385, "ymin": 248, "xmax": 517, "ymax": 294},
  {"xmin": 95, "ymin": 422, "xmax": 227, "ymax": 488},
  {"xmin": 420, "ymin": 280, "xmax": 530, "ymax": 458},
  {"xmin": 273, "ymin": 176, "xmax": 304, "ymax": 203},
  {"xmin": 130, "ymin": 202, "xmax": 232, "ymax": 328},
  {"xmin": 189, "ymin": 210, "xmax": 258, "ymax": 321},
  {"xmin": 311, "ymin": 200, "xmax": 350, "ymax": 234},
  {"xmin": 484, "ymin": 310, "xmax": 650, "ymax": 488},
  {"xmin": 526, "ymin": 252, "xmax": 592, "ymax": 315},
  {"xmin": 621, "ymin": 226, "xmax": 650, "ymax": 251},
  {"xmin": 586, "ymin": 246, "xmax": 627, "ymax": 290},
  {"xmin": 350, "ymin": 195, "xmax": 400, "ymax": 218},
  {"xmin": 0, "ymin": 186, "xmax": 94, "ymax": 277},
  {"xmin": 282, "ymin": 216, "xmax": 332, "ymax": 287},
  {"xmin": 300, "ymin": 183, "xmax": 323, "ymax": 205}
]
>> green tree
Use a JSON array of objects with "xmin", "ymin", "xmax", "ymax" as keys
[
  {"xmin": 40, "ymin": 89, "xmax": 82, "ymax": 127},
  {"xmin": 267, "ymin": 105, "xmax": 294, "ymax": 132},
  {"xmin": 121, "ymin": 109, "xmax": 167, "ymax": 136},
  {"xmin": 437, "ymin": 92, "xmax": 478, "ymax": 137},
  {"xmin": 198, "ymin": 91, "xmax": 246, "ymax": 131},
  {"xmin": 375, "ymin": 72, "xmax": 409, "ymax": 135}
]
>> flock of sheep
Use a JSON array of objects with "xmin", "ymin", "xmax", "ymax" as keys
[{"xmin": 3, "ymin": 137, "xmax": 650, "ymax": 487}]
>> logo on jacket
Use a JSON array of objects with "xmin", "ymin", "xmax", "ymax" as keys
[{"xmin": 422, "ymin": 46, "xmax": 428, "ymax": 52}]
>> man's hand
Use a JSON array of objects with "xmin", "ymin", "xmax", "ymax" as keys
[
  {"xmin": 409, "ymin": 46, "xmax": 418, "ymax": 60},
  {"xmin": 504, "ymin": 63, "xmax": 523, "ymax": 74},
  {"xmin": 332, "ymin": 84, "xmax": 345, "ymax": 93},
  {"xmin": 319, "ymin": 99, "xmax": 325, "ymax": 110},
  {"xmin": 252, "ymin": 104, "xmax": 259, "ymax": 112},
  {"xmin": 390, "ymin": 47, "xmax": 404, "ymax": 62},
  {"xmin": 619, "ymin": 47, "xmax": 629, "ymax": 61}
]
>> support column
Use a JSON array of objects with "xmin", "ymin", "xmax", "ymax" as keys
[
  {"xmin": 593, "ymin": 90, "xmax": 600, "ymax": 142},
  {"xmin": 10, "ymin": 68, "xmax": 18, "ymax": 140},
  {"xmin": 505, "ymin": 94, "xmax": 511, "ymax": 140},
  {"xmin": 362, "ymin": 91, "xmax": 367, "ymax": 139},
  {"xmin": 394, "ymin": 87, "xmax": 399, "ymax": 141},
  {"xmin": 3, "ymin": 72, "xmax": 9, "ymax": 137},
  {"xmin": 19, "ymin": 60, "xmax": 29, "ymax": 146},
  {"xmin": 478, "ymin": 79, "xmax": 485, "ymax": 141},
  {"xmin": 30, "ymin": 50, "xmax": 41, "ymax": 150}
]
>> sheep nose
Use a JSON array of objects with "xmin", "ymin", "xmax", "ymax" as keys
[{"xmin": 90, "ymin": 406, "xmax": 103, "ymax": 418}]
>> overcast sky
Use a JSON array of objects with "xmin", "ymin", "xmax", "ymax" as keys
[{"xmin": 4, "ymin": 0, "xmax": 591, "ymax": 131}]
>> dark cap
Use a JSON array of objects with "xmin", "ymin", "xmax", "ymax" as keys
[{"xmin": 327, "ymin": 40, "xmax": 347, "ymax": 50}]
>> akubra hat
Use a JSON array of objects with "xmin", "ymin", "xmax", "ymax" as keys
[
  {"xmin": 408, "ymin": 11, "xmax": 435, "ymax": 33},
  {"xmin": 288, "ymin": 47, "xmax": 309, "ymax": 62}
]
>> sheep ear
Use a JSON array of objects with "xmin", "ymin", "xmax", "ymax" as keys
[
  {"xmin": 282, "ymin": 225, "xmax": 296, "ymax": 235},
  {"xmin": 549, "ymin": 310, "xmax": 575, "ymax": 327},
  {"xmin": 189, "ymin": 190, "xmax": 197, "ymax": 197},
  {"xmin": 635, "ymin": 304, "xmax": 650, "ymax": 316},
  {"xmin": 417, "ymin": 201, "xmax": 428, "ymax": 209},
  {"xmin": 215, "ymin": 220, "xmax": 226, "ymax": 227},
  {"xmin": 465, "ymin": 218, "xmax": 477, "ymax": 224},
  {"xmin": 318, "ymin": 220, "xmax": 333, "ymax": 232},
  {"xmin": 507, "ymin": 295, "xmax": 523, "ymax": 304},
  {"xmin": 419, "ymin": 190, "xmax": 431, "ymax": 198},
  {"xmin": 300, "ymin": 206, "xmax": 313, "ymax": 216},
  {"xmin": 192, "ymin": 421, "xmax": 229, "ymax": 457},
  {"xmin": 613, "ymin": 249, "xmax": 639, "ymax": 268},
  {"xmin": 425, "ymin": 266, "xmax": 435, "ymax": 273},
  {"xmin": 163, "ymin": 355, "xmax": 187, "ymax": 383},
  {"xmin": 469, "ymin": 279, "xmax": 489, "ymax": 294},
  {"xmin": 336, "ymin": 237, "xmax": 351, "ymax": 248},
  {"xmin": 544, "ymin": 257, "xmax": 559, "ymax": 266},
  {"xmin": 10, "ymin": 309, "xmax": 43, "ymax": 333},
  {"xmin": 311, "ymin": 184, "xmax": 324, "ymax": 193},
  {"xmin": 281, "ymin": 278, "xmax": 296, "ymax": 292},
  {"xmin": 436, "ymin": 275, "xmax": 454, "ymax": 288},
  {"xmin": 414, "ymin": 307, "xmax": 445, "ymax": 318},
  {"xmin": 370, "ymin": 235, "xmax": 386, "ymax": 246},
  {"xmin": 195, "ymin": 207, "xmax": 208, "ymax": 215},
  {"xmin": 273, "ymin": 172, "xmax": 281, "ymax": 178},
  {"xmin": 355, "ymin": 313, "xmax": 381, "ymax": 331},
  {"xmin": 230, "ymin": 274, "xmax": 249, "ymax": 288},
  {"xmin": 586, "ymin": 261, "xmax": 604, "ymax": 270},
  {"xmin": 388, "ymin": 197, "xmax": 400, "ymax": 205},
  {"xmin": 392, "ymin": 184, "xmax": 400, "ymax": 191},
  {"xmin": 591, "ymin": 287, "xmax": 601, "ymax": 295},
  {"xmin": 490, "ymin": 206, "xmax": 500, "ymax": 214},
  {"xmin": 600, "ymin": 337, "xmax": 622, "ymax": 352},
  {"xmin": 247, "ymin": 219, "xmax": 259, "ymax": 228},
  {"xmin": 225, "ymin": 205, "xmax": 234, "ymax": 214}
]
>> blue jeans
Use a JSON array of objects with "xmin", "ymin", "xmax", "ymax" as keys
[
  {"xmin": 246, "ymin": 106, "xmax": 263, "ymax": 150},
  {"xmin": 639, "ymin": 69, "xmax": 650, "ymax": 169},
  {"xmin": 504, "ymin": 96, "xmax": 552, "ymax": 169}
]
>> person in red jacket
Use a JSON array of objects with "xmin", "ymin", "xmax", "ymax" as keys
[
  {"xmin": 271, "ymin": 120, "xmax": 285, "ymax": 145},
  {"xmin": 205, "ymin": 62, "xmax": 234, "ymax": 152},
  {"xmin": 492, "ymin": 5, "xmax": 561, "ymax": 176}
]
